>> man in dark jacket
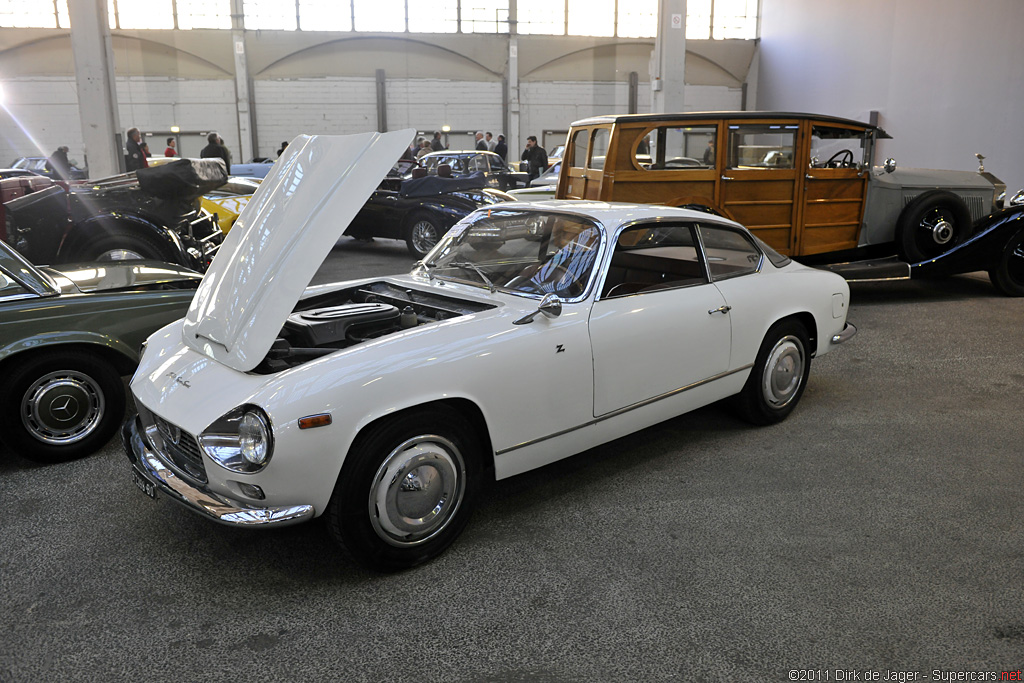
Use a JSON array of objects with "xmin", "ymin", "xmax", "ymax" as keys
[
  {"xmin": 45, "ymin": 146, "xmax": 71, "ymax": 179},
  {"xmin": 521, "ymin": 136, "xmax": 548, "ymax": 183},
  {"xmin": 430, "ymin": 131, "xmax": 445, "ymax": 152},
  {"xmin": 125, "ymin": 128, "xmax": 147, "ymax": 171},
  {"xmin": 200, "ymin": 132, "xmax": 231, "ymax": 174},
  {"xmin": 494, "ymin": 135, "xmax": 508, "ymax": 161}
]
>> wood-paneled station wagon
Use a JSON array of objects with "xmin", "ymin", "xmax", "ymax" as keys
[{"xmin": 559, "ymin": 112, "xmax": 1024, "ymax": 296}]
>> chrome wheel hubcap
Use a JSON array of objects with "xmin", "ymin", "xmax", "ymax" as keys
[
  {"xmin": 927, "ymin": 218, "xmax": 954, "ymax": 245},
  {"xmin": 411, "ymin": 221, "xmax": 439, "ymax": 255},
  {"xmin": 97, "ymin": 248, "xmax": 145, "ymax": 261},
  {"xmin": 762, "ymin": 335, "xmax": 805, "ymax": 408},
  {"xmin": 369, "ymin": 435, "xmax": 466, "ymax": 547},
  {"xmin": 21, "ymin": 371, "xmax": 105, "ymax": 444}
]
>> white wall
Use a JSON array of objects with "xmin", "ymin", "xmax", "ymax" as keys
[
  {"xmin": 757, "ymin": 0, "xmax": 1024, "ymax": 194},
  {"xmin": 0, "ymin": 76, "xmax": 238, "ymax": 169}
]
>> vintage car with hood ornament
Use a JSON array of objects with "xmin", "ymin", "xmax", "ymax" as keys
[{"xmin": 123, "ymin": 130, "xmax": 856, "ymax": 572}]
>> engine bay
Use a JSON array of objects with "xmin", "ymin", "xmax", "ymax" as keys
[{"xmin": 253, "ymin": 280, "xmax": 496, "ymax": 374}]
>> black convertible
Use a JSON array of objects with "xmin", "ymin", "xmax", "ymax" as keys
[{"xmin": 345, "ymin": 171, "xmax": 513, "ymax": 257}]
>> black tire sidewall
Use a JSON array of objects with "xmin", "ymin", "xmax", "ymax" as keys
[
  {"xmin": 989, "ymin": 231, "xmax": 1024, "ymax": 296},
  {"xmin": 896, "ymin": 190, "xmax": 973, "ymax": 262},
  {"xmin": 327, "ymin": 407, "xmax": 482, "ymax": 572},
  {"xmin": 1, "ymin": 350, "xmax": 126, "ymax": 463},
  {"xmin": 736, "ymin": 320, "xmax": 811, "ymax": 426}
]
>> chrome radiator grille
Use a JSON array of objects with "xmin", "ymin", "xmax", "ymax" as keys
[{"xmin": 138, "ymin": 404, "xmax": 208, "ymax": 484}]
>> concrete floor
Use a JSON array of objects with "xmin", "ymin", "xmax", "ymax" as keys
[{"xmin": 2, "ymin": 237, "xmax": 1023, "ymax": 681}]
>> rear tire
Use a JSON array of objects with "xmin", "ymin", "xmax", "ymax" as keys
[
  {"xmin": 326, "ymin": 406, "xmax": 482, "ymax": 572},
  {"xmin": 0, "ymin": 350, "xmax": 126, "ymax": 463},
  {"xmin": 896, "ymin": 190, "xmax": 972, "ymax": 262},
  {"xmin": 734, "ymin": 320, "xmax": 811, "ymax": 425},
  {"xmin": 989, "ymin": 231, "xmax": 1024, "ymax": 296}
]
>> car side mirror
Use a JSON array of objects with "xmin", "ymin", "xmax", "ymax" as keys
[
  {"xmin": 513, "ymin": 293, "xmax": 563, "ymax": 325},
  {"xmin": 883, "ymin": 158, "xmax": 897, "ymax": 174}
]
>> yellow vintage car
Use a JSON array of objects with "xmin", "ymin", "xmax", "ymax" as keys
[{"xmin": 200, "ymin": 177, "xmax": 261, "ymax": 234}]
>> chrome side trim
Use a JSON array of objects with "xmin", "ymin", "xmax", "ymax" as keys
[
  {"xmin": 122, "ymin": 417, "xmax": 314, "ymax": 527},
  {"xmin": 495, "ymin": 364, "xmax": 753, "ymax": 456},
  {"xmin": 831, "ymin": 322, "xmax": 858, "ymax": 345}
]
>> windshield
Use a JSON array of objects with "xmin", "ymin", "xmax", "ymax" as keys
[{"xmin": 424, "ymin": 209, "xmax": 603, "ymax": 299}]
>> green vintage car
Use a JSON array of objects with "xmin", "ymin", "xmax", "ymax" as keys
[{"xmin": 0, "ymin": 241, "xmax": 201, "ymax": 463}]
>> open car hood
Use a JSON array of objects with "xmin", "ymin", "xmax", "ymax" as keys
[{"xmin": 182, "ymin": 130, "xmax": 414, "ymax": 372}]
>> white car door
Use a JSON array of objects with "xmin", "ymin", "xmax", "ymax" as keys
[{"xmin": 588, "ymin": 223, "xmax": 732, "ymax": 417}]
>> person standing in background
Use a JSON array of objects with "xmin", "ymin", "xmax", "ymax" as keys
[
  {"xmin": 474, "ymin": 132, "xmax": 487, "ymax": 151},
  {"xmin": 125, "ymin": 128, "xmax": 147, "ymax": 171},
  {"xmin": 45, "ymin": 146, "xmax": 71, "ymax": 179},
  {"xmin": 430, "ymin": 131, "xmax": 445, "ymax": 151},
  {"xmin": 521, "ymin": 135, "xmax": 548, "ymax": 184},
  {"xmin": 164, "ymin": 138, "xmax": 177, "ymax": 157},
  {"xmin": 494, "ymin": 134, "xmax": 507, "ymax": 161},
  {"xmin": 200, "ymin": 132, "xmax": 231, "ymax": 174},
  {"xmin": 277, "ymin": 141, "xmax": 288, "ymax": 157}
]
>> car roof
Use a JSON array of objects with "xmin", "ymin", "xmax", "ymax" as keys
[
  {"xmin": 570, "ymin": 111, "xmax": 892, "ymax": 138},
  {"xmin": 487, "ymin": 199, "xmax": 747, "ymax": 232}
]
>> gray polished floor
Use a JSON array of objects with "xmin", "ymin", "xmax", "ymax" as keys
[{"xmin": 3, "ymin": 237, "xmax": 1023, "ymax": 681}]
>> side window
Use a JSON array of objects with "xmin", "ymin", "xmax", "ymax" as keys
[
  {"xmin": 602, "ymin": 224, "xmax": 707, "ymax": 298},
  {"xmin": 698, "ymin": 225, "xmax": 762, "ymax": 280},
  {"xmin": 588, "ymin": 129, "xmax": 610, "ymax": 170},
  {"xmin": 636, "ymin": 126, "xmax": 717, "ymax": 170},
  {"xmin": 569, "ymin": 129, "xmax": 589, "ymax": 169},
  {"xmin": 0, "ymin": 272, "xmax": 32, "ymax": 300},
  {"xmin": 809, "ymin": 126, "xmax": 869, "ymax": 169},
  {"xmin": 727, "ymin": 124, "xmax": 798, "ymax": 169}
]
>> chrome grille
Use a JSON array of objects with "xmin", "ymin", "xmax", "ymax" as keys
[
  {"xmin": 154, "ymin": 416, "xmax": 207, "ymax": 483},
  {"xmin": 137, "ymin": 403, "xmax": 208, "ymax": 484}
]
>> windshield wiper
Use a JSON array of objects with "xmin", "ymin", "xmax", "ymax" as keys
[
  {"xmin": 414, "ymin": 260, "xmax": 434, "ymax": 281},
  {"xmin": 444, "ymin": 260, "xmax": 496, "ymax": 293}
]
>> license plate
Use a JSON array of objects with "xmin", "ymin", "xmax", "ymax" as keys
[{"xmin": 131, "ymin": 464, "xmax": 158, "ymax": 499}]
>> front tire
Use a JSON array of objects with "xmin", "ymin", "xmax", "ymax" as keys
[
  {"xmin": 896, "ymin": 190, "xmax": 972, "ymax": 262},
  {"xmin": 405, "ymin": 213, "xmax": 443, "ymax": 258},
  {"xmin": 0, "ymin": 350, "xmax": 126, "ymax": 463},
  {"xmin": 735, "ymin": 320, "xmax": 811, "ymax": 425},
  {"xmin": 72, "ymin": 224, "xmax": 177, "ymax": 263},
  {"xmin": 326, "ymin": 407, "xmax": 482, "ymax": 572}
]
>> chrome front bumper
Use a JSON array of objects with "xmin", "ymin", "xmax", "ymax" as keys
[
  {"xmin": 831, "ymin": 322, "xmax": 858, "ymax": 345},
  {"xmin": 122, "ymin": 416, "xmax": 315, "ymax": 528}
]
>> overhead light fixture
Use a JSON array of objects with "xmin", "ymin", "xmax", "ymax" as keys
[
  {"xmin": 170, "ymin": 125, "xmax": 180, "ymax": 133},
  {"xmin": 441, "ymin": 125, "xmax": 451, "ymax": 132}
]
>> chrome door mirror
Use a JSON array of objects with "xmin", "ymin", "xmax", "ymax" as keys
[{"xmin": 513, "ymin": 293, "xmax": 563, "ymax": 325}]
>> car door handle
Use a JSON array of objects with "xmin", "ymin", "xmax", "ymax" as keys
[
  {"xmin": 720, "ymin": 175, "xmax": 734, "ymax": 181},
  {"xmin": 708, "ymin": 305, "xmax": 732, "ymax": 315}
]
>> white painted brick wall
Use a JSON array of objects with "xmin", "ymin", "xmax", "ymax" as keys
[
  {"xmin": 254, "ymin": 78, "xmax": 379, "ymax": 158},
  {"xmin": 0, "ymin": 76, "xmax": 742, "ymax": 171},
  {"xmin": 0, "ymin": 76, "xmax": 237, "ymax": 170}
]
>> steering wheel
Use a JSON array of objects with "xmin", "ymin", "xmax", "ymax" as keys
[{"xmin": 825, "ymin": 149, "xmax": 854, "ymax": 168}]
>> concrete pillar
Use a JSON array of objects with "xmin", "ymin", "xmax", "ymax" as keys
[
  {"xmin": 230, "ymin": 0, "xmax": 255, "ymax": 161},
  {"xmin": 505, "ymin": 0, "xmax": 520, "ymax": 165},
  {"xmin": 650, "ymin": 0, "xmax": 686, "ymax": 114},
  {"xmin": 67, "ymin": 0, "xmax": 122, "ymax": 178}
]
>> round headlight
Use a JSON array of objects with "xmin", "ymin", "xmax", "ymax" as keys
[{"xmin": 239, "ymin": 411, "xmax": 270, "ymax": 466}]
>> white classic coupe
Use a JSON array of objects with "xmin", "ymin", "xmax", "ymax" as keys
[{"xmin": 124, "ymin": 130, "xmax": 856, "ymax": 572}]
